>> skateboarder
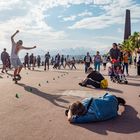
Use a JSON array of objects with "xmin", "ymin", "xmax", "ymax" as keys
[{"xmin": 10, "ymin": 30, "xmax": 36, "ymax": 81}]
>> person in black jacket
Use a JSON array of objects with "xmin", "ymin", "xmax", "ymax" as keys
[
  {"xmin": 109, "ymin": 43, "xmax": 120, "ymax": 61},
  {"xmin": 79, "ymin": 67, "xmax": 105, "ymax": 88}
]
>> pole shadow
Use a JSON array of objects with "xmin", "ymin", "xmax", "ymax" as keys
[
  {"xmin": 83, "ymin": 86, "xmax": 123, "ymax": 94},
  {"xmin": 17, "ymin": 83, "xmax": 70, "ymax": 109},
  {"xmin": 127, "ymin": 82, "xmax": 140, "ymax": 87}
]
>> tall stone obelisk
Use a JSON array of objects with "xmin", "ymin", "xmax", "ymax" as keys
[{"xmin": 124, "ymin": 9, "xmax": 131, "ymax": 40}]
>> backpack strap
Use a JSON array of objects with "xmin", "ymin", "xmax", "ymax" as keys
[{"xmin": 86, "ymin": 98, "xmax": 93, "ymax": 111}]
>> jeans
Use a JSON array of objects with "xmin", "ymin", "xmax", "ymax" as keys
[
  {"xmin": 85, "ymin": 63, "xmax": 90, "ymax": 73},
  {"xmin": 123, "ymin": 63, "xmax": 128, "ymax": 74},
  {"xmin": 94, "ymin": 62, "xmax": 101, "ymax": 71}
]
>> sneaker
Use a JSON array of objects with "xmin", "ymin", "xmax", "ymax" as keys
[
  {"xmin": 16, "ymin": 74, "xmax": 21, "ymax": 79},
  {"xmin": 13, "ymin": 77, "xmax": 16, "ymax": 81},
  {"xmin": 79, "ymin": 83, "xmax": 86, "ymax": 87}
]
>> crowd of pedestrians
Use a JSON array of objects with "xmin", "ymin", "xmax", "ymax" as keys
[{"xmin": 1, "ymin": 42, "xmax": 140, "ymax": 76}]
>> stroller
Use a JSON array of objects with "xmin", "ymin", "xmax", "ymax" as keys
[{"xmin": 108, "ymin": 59, "xmax": 128, "ymax": 84}]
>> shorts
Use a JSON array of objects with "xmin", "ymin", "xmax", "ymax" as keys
[{"xmin": 11, "ymin": 58, "xmax": 23, "ymax": 68}]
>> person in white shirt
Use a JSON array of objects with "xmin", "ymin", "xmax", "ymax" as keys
[
  {"xmin": 11, "ymin": 30, "xmax": 36, "ymax": 80},
  {"xmin": 102, "ymin": 55, "xmax": 108, "ymax": 70}
]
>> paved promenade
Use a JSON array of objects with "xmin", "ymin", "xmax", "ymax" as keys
[{"xmin": 0, "ymin": 65, "xmax": 140, "ymax": 140}]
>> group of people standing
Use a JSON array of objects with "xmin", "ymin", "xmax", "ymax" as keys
[
  {"xmin": 109, "ymin": 43, "xmax": 140, "ymax": 76},
  {"xmin": 1, "ymin": 30, "xmax": 140, "ymax": 80},
  {"xmin": 24, "ymin": 53, "xmax": 40, "ymax": 70},
  {"xmin": 84, "ymin": 51, "xmax": 108, "ymax": 73},
  {"xmin": 52, "ymin": 54, "xmax": 77, "ymax": 70},
  {"xmin": 83, "ymin": 43, "xmax": 140, "ymax": 76},
  {"xmin": 23, "ymin": 52, "xmax": 77, "ymax": 71}
]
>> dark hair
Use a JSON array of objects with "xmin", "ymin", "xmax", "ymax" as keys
[
  {"xmin": 87, "ymin": 67, "xmax": 93, "ymax": 71},
  {"xmin": 18, "ymin": 40, "xmax": 23, "ymax": 45},
  {"xmin": 113, "ymin": 43, "xmax": 117, "ymax": 47},
  {"xmin": 116, "ymin": 97, "xmax": 126, "ymax": 106},
  {"xmin": 70, "ymin": 101, "xmax": 86, "ymax": 116}
]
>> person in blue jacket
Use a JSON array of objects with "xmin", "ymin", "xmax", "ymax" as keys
[{"xmin": 65, "ymin": 93, "xmax": 126, "ymax": 123}]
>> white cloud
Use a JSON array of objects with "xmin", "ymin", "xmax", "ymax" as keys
[
  {"xmin": 93, "ymin": 0, "xmax": 113, "ymax": 5},
  {"xmin": 69, "ymin": 0, "xmax": 140, "ymax": 30},
  {"xmin": 0, "ymin": 0, "xmax": 139, "ymax": 54},
  {"xmin": 69, "ymin": 15, "xmax": 124, "ymax": 29},
  {"xmin": 93, "ymin": 36, "xmax": 121, "ymax": 41},
  {"xmin": 61, "ymin": 10, "xmax": 92, "ymax": 22},
  {"xmin": 0, "ymin": 0, "xmax": 20, "ymax": 10},
  {"xmin": 78, "ymin": 11, "xmax": 92, "ymax": 17},
  {"xmin": 63, "ymin": 15, "xmax": 77, "ymax": 21}
]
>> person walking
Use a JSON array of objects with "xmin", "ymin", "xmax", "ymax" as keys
[
  {"xmin": 44, "ymin": 52, "xmax": 50, "ymax": 70},
  {"xmin": 60, "ymin": 55, "xmax": 65, "ymax": 69},
  {"xmin": 94, "ymin": 51, "xmax": 102, "ymax": 72},
  {"xmin": 1, "ymin": 48, "xmax": 9, "ymax": 73},
  {"xmin": 71, "ymin": 57, "xmax": 77, "ymax": 70},
  {"xmin": 29, "ymin": 53, "xmax": 35, "ymax": 70},
  {"xmin": 37, "ymin": 55, "xmax": 41, "ymax": 68},
  {"xmin": 102, "ymin": 55, "xmax": 108, "ymax": 70},
  {"xmin": 84, "ymin": 52, "xmax": 92, "ymax": 73},
  {"xmin": 123, "ymin": 51, "xmax": 129, "ymax": 76},
  {"xmin": 65, "ymin": 55, "xmax": 71, "ymax": 69},
  {"xmin": 24, "ymin": 53, "xmax": 30, "ymax": 69}
]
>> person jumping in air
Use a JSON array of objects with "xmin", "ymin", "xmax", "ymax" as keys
[{"xmin": 10, "ymin": 30, "xmax": 36, "ymax": 81}]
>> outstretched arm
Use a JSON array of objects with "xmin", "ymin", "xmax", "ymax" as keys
[
  {"xmin": 67, "ymin": 109, "xmax": 73, "ymax": 122},
  {"xmin": 11, "ymin": 30, "xmax": 19, "ymax": 42},
  {"xmin": 21, "ymin": 46, "xmax": 36, "ymax": 50}
]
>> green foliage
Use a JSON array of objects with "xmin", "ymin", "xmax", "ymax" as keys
[{"xmin": 122, "ymin": 32, "xmax": 140, "ymax": 52}]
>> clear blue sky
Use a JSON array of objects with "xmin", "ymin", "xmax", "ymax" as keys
[{"xmin": 0, "ymin": 0, "xmax": 140, "ymax": 55}]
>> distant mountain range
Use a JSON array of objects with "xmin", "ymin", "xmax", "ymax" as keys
[
  {"xmin": 48, "ymin": 47, "xmax": 109, "ymax": 56},
  {"xmin": 0, "ymin": 47, "xmax": 110, "ymax": 63}
]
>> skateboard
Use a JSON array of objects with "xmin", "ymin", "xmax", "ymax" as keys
[{"xmin": 13, "ymin": 75, "xmax": 21, "ymax": 84}]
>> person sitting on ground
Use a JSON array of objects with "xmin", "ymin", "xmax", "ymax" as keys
[
  {"xmin": 79, "ymin": 67, "xmax": 108, "ymax": 89},
  {"xmin": 65, "ymin": 93, "xmax": 126, "ymax": 123}
]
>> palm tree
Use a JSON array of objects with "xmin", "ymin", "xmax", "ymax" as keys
[
  {"xmin": 129, "ymin": 32, "xmax": 140, "ymax": 49},
  {"xmin": 122, "ymin": 32, "xmax": 140, "ymax": 52}
]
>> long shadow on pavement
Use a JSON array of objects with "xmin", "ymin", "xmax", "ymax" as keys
[
  {"xmin": 127, "ymin": 82, "xmax": 140, "ymax": 87},
  {"xmin": 75, "ymin": 105, "xmax": 140, "ymax": 135},
  {"xmin": 85, "ymin": 86, "xmax": 123, "ymax": 94},
  {"xmin": 17, "ymin": 83, "xmax": 69, "ymax": 109}
]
